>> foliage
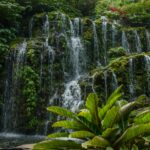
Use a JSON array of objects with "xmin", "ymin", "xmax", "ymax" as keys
[
  {"xmin": 34, "ymin": 86, "xmax": 150, "ymax": 149},
  {"xmin": 18, "ymin": 66, "xmax": 40, "ymax": 130}
]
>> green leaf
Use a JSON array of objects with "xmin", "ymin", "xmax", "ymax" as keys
[
  {"xmin": 119, "ymin": 101, "xmax": 140, "ymax": 120},
  {"xmin": 33, "ymin": 139, "xmax": 82, "ymax": 150},
  {"xmin": 102, "ymin": 106, "xmax": 120, "ymax": 129},
  {"xmin": 47, "ymin": 106, "xmax": 75, "ymax": 118},
  {"xmin": 102, "ymin": 128, "xmax": 119, "ymax": 138},
  {"xmin": 99, "ymin": 85, "xmax": 122, "ymax": 120},
  {"xmin": 131, "ymin": 144, "xmax": 138, "ymax": 150},
  {"xmin": 86, "ymin": 93, "xmax": 101, "ymax": 126},
  {"xmin": 52, "ymin": 120, "xmax": 85, "ymax": 130},
  {"xmin": 115, "ymin": 123, "xmax": 150, "ymax": 145},
  {"xmin": 48, "ymin": 132, "xmax": 69, "ymax": 138},
  {"xmin": 78, "ymin": 109, "xmax": 92, "ymax": 122},
  {"xmin": 69, "ymin": 131, "xmax": 95, "ymax": 139},
  {"xmin": 143, "ymin": 136, "xmax": 150, "ymax": 142},
  {"xmin": 76, "ymin": 116, "xmax": 101, "ymax": 134},
  {"xmin": 134, "ymin": 110, "xmax": 150, "ymax": 124},
  {"xmin": 82, "ymin": 136, "xmax": 110, "ymax": 149}
]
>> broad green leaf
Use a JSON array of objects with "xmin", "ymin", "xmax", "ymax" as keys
[
  {"xmin": 119, "ymin": 101, "xmax": 139, "ymax": 118},
  {"xmin": 47, "ymin": 106, "xmax": 75, "ymax": 118},
  {"xmin": 99, "ymin": 85, "xmax": 123, "ymax": 120},
  {"xmin": 115, "ymin": 123, "xmax": 150, "ymax": 145},
  {"xmin": 52, "ymin": 120, "xmax": 85, "ymax": 130},
  {"xmin": 33, "ymin": 139, "xmax": 82, "ymax": 150},
  {"xmin": 69, "ymin": 131, "xmax": 95, "ymax": 139},
  {"xmin": 102, "ymin": 106, "xmax": 120, "ymax": 129},
  {"xmin": 78, "ymin": 109, "xmax": 92, "ymax": 122},
  {"xmin": 76, "ymin": 116, "xmax": 101, "ymax": 134},
  {"xmin": 134, "ymin": 110, "xmax": 150, "ymax": 124},
  {"xmin": 143, "ymin": 136, "xmax": 150, "ymax": 142},
  {"xmin": 86, "ymin": 93, "xmax": 101, "ymax": 126},
  {"xmin": 102, "ymin": 128, "xmax": 119, "ymax": 138},
  {"xmin": 131, "ymin": 144, "xmax": 138, "ymax": 150},
  {"xmin": 82, "ymin": 136, "xmax": 110, "ymax": 149},
  {"xmin": 48, "ymin": 132, "xmax": 69, "ymax": 138}
]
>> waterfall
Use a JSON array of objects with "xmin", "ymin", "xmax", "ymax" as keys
[
  {"xmin": 62, "ymin": 17, "xmax": 85, "ymax": 112},
  {"xmin": 3, "ymin": 40, "xmax": 27, "ymax": 132},
  {"xmin": 134, "ymin": 30, "xmax": 142, "ymax": 53},
  {"xmin": 112, "ymin": 22, "xmax": 117, "ymax": 47},
  {"xmin": 28, "ymin": 17, "xmax": 34, "ymax": 38},
  {"xmin": 92, "ymin": 21, "xmax": 100, "ymax": 65},
  {"xmin": 146, "ymin": 30, "xmax": 150, "ymax": 51},
  {"xmin": 144, "ymin": 55, "xmax": 150, "ymax": 96},
  {"xmin": 129, "ymin": 58, "xmax": 135, "ymax": 99},
  {"xmin": 62, "ymin": 80, "xmax": 83, "ymax": 112},
  {"xmin": 122, "ymin": 31, "xmax": 130, "ymax": 53},
  {"xmin": 101, "ymin": 16, "xmax": 107, "ymax": 65},
  {"xmin": 112, "ymin": 72, "xmax": 118, "ymax": 91}
]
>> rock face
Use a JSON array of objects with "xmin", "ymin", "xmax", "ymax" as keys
[{"xmin": 0, "ymin": 10, "xmax": 150, "ymax": 135}]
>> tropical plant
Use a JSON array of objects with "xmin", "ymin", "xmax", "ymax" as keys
[{"xmin": 34, "ymin": 86, "xmax": 150, "ymax": 150}]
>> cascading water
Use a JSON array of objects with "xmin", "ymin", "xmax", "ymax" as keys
[
  {"xmin": 112, "ymin": 21, "xmax": 117, "ymax": 48},
  {"xmin": 92, "ymin": 21, "xmax": 100, "ymax": 65},
  {"xmin": 28, "ymin": 17, "xmax": 34, "ymax": 38},
  {"xmin": 146, "ymin": 30, "xmax": 150, "ymax": 51},
  {"xmin": 122, "ymin": 31, "xmax": 130, "ymax": 53},
  {"xmin": 134, "ymin": 30, "xmax": 142, "ymax": 53},
  {"xmin": 129, "ymin": 58, "xmax": 135, "ymax": 99},
  {"xmin": 62, "ymin": 17, "xmax": 85, "ymax": 112},
  {"xmin": 111, "ymin": 72, "xmax": 118, "ymax": 91},
  {"xmin": 3, "ymin": 40, "xmax": 27, "ymax": 132},
  {"xmin": 101, "ymin": 16, "xmax": 108, "ymax": 65},
  {"xmin": 144, "ymin": 55, "xmax": 150, "ymax": 96}
]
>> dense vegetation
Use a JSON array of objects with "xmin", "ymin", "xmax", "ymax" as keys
[{"xmin": 0, "ymin": 0, "xmax": 150, "ymax": 149}]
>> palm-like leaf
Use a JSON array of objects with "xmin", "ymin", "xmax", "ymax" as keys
[
  {"xmin": 86, "ymin": 93, "xmax": 101, "ymax": 126},
  {"xmin": 33, "ymin": 139, "xmax": 83, "ymax": 150},
  {"xmin": 69, "ymin": 131, "xmax": 95, "ymax": 139},
  {"xmin": 102, "ymin": 127, "xmax": 119, "ymax": 139},
  {"xmin": 99, "ymin": 85, "xmax": 123, "ymax": 120},
  {"xmin": 82, "ymin": 136, "xmax": 110, "ymax": 149},
  {"xmin": 78, "ymin": 109, "xmax": 92, "ymax": 122},
  {"xmin": 48, "ymin": 132, "xmax": 69, "ymax": 138},
  {"xmin": 102, "ymin": 106, "xmax": 120, "ymax": 129},
  {"xmin": 47, "ymin": 106, "xmax": 75, "ymax": 118},
  {"xmin": 134, "ymin": 110, "xmax": 150, "ymax": 124},
  {"xmin": 52, "ymin": 120, "xmax": 86, "ymax": 130},
  {"xmin": 115, "ymin": 123, "xmax": 150, "ymax": 145}
]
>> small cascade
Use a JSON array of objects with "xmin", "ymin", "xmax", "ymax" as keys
[
  {"xmin": 111, "ymin": 72, "xmax": 118, "ymax": 91},
  {"xmin": 3, "ymin": 40, "xmax": 27, "ymax": 132},
  {"xmin": 129, "ymin": 58, "xmax": 135, "ymax": 99},
  {"xmin": 40, "ymin": 15, "xmax": 50, "ymax": 89},
  {"xmin": 112, "ymin": 21, "xmax": 117, "ymax": 47},
  {"xmin": 92, "ymin": 21, "xmax": 100, "ymax": 65},
  {"xmin": 134, "ymin": 30, "xmax": 142, "ymax": 53},
  {"xmin": 101, "ymin": 16, "xmax": 108, "ymax": 65},
  {"xmin": 28, "ymin": 17, "xmax": 34, "ymax": 38},
  {"xmin": 122, "ymin": 31, "xmax": 130, "ymax": 53},
  {"xmin": 144, "ymin": 55, "xmax": 150, "ymax": 96},
  {"xmin": 145, "ymin": 30, "xmax": 150, "ymax": 51},
  {"xmin": 62, "ymin": 17, "xmax": 85, "ymax": 112},
  {"xmin": 62, "ymin": 80, "xmax": 83, "ymax": 112}
]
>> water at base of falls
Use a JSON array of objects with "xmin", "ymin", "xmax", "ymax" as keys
[{"xmin": 0, "ymin": 133, "xmax": 44, "ymax": 148}]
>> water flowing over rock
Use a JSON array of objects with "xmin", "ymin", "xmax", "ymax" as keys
[
  {"xmin": 134, "ymin": 30, "xmax": 142, "ymax": 53},
  {"xmin": 146, "ymin": 30, "xmax": 150, "ymax": 51},
  {"xmin": 144, "ymin": 55, "xmax": 150, "ymax": 96},
  {"xmin": 3, "ymin": 40, "xmax": 27, "ymax": 132},
  {"xmin": 122, "ymin": 31, "xmax": 130, "ymax": 53}
]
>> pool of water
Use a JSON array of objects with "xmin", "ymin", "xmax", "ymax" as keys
[{"xmin": 0, "ymin": 133, "xmax": 45, "ymax": 149}]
